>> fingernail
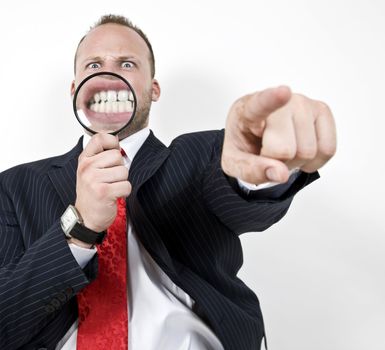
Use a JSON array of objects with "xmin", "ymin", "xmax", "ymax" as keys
[{"xmin": 266, "ymin": 168, "xmax": 281, "ymax": 182}]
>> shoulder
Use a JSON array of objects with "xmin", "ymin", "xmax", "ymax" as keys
[
  {"xmin": 0, "ymin": 138, "xmax": 82, "ymax": 187},
  {"xmin": 169, "ymin": 130, "xmax": 224, "ymax": 153},
  {"xmin": 158, "ymin": 130, "xmax": 225, "ymax": 173}
]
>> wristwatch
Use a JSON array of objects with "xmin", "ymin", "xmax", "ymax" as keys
[{"xmin": 60, "ymin": 205, "xmax": 106, "ymax": 245}]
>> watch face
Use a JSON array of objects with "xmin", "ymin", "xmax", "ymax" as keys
[{"xmin": 61, "ymin": 206, "xmax": 78, "ymax": 234}]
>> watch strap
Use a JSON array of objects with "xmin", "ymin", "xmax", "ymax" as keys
[{"xmin": 70, "ymin": 223, "xmax": 107, "ymax": 245}]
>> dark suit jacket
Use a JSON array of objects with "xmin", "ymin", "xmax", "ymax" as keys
[{"xmin": 0, "ymin": 130, "xmax": 318, "ymax": 350}]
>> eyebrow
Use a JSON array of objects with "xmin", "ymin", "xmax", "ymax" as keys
[{"xmin": 80, "ymin": 55, "xmax": 140, "ymax": 65}]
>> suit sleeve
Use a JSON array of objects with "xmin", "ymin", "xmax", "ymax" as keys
[
  {"xmin": 202, "ymin": 130, "xmax": 319, "ymax": 235},
  {"xmin": 0, "ymin": 173, "xmax": 97, "ymax": 349}
]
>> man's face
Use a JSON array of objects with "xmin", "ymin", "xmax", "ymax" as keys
[{"xmin": 71, "ymin": 23, "xmax": 160, "ymax": 139}]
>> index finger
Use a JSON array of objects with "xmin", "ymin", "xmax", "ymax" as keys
[
  {"xmin": 83, "ymin": 133, "xmax": 120, "ymax": 157},
  {"xmin": 243, "ymin": 85, "xmax": 292, "ymax": 122}
]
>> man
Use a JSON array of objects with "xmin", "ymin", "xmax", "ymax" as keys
[{"xmin": 0, "ymin": 14, "xmax": 336, "ymax": 350}]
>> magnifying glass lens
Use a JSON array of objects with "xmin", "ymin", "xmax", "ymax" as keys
[{"xmin": 73, "ymin": 72, "xmax": 137, "ymax": 135}]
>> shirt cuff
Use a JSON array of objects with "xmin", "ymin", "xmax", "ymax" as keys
[{"xmin": 68, "ymin": 243, "xmax": 97, "ymax": 269}]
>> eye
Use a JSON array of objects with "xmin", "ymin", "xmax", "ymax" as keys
[
  {"xmin": 121, "ymin": 61, "xmax": 134, "ymax": 69},
  {"xmin": 87, "ymin": 62, "xmax": 101, "ymax": 69}
]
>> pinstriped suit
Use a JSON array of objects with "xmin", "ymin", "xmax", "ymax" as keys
[{"xmin": 0, "ymin": 130, "xmax": 318, "ymax": 350}]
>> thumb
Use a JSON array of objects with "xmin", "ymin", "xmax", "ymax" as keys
[{"xmin": 221, "ymin": 149, "xmax": 291, "ymax": 184}]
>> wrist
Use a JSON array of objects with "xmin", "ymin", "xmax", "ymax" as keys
[{"xmin": 61, "ymin": 205, "xmax": 107, "ymax": 245}]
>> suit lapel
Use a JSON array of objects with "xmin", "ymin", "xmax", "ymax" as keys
[
  {"xmin": 128, "ymin": 130, "xmax": 170, "ymax": 191},
  {"xmin": 127, "ymin": 131, "xmax": 177, "ymax": 275}
]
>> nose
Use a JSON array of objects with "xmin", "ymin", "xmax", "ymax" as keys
[{"xmin": 102, "ymin": 57, "xmax": 122, "ymax": 75}]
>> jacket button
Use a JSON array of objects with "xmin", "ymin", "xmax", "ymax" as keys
[
  {"xmin": 44, "ymin": 305, "xmax": 55, "ymax": 313},
  {"xmin": 57, "ymin": 292, "xmax": 67, "ymax": 303},
  {"xmin": 51, "ymin": 298, "xmax": 61, "ymax": 309}
]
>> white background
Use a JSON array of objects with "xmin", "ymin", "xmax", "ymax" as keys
[{"xmin": 0, "ymin": 1, "xmax": 384, "ymax": 349}]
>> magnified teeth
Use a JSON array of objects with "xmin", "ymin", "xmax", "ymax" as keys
[
  {"xmin": 118, "ymin": 90, "xmax": 129, "ymax": 101},
  {"xmin": 125, "ymin": 101, "xmax": 133, "ymax": 112},
  {"xmin": 118, "ymin": 101, "xmax": 125, "ymax": 112},
  {"xmin": 94, "ymin": 92, "xmax": 101, "ymax": 103},
  {"xmin": 91, "ymin": 89, "xmax": 133, "ymax": 105},
  {"xmin": 88, "ymin": 100, "xmax": 133, "ymax": 113},
  {"xmin": 99, "ymin": 101, "xmax": 106, "ymax": 113},
  {"xmin": 100, "ymin": 91, "xmax": 107, "ymax": 101},
  {"xmin": 107, "ymin": 90, "xmax": 117, "ymax": 102},
  {"xmin": 106, "ymin": 101, "xmax": 112, "ymax": 113}
]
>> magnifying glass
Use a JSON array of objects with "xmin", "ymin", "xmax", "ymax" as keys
[{"xmin": 73, "ymin": 72, "xmax": 137, "ymax": 135}]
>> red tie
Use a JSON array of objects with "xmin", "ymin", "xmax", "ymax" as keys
[{"xmin": 77, "ymin": 197, "xmax": 128, "ymax": 349}]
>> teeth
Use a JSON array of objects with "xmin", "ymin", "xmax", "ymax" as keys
[
  {"xmin": 107, "ymin": 90, "xmax": 117, "ymax": 102},
  {"xmin": 118, "ymin": 90, "xmax": 129, "ymax": 101},
  {"xmin": 105, "ymin": 101, "xmax": 112, "ymax": 113},
  {"xmin": 99, "ymin": 91, "xmax": 107, "ymax": 101},
  {"xmin": 89, "ymin": 100, "xmax": 133, "ymax": 113},
  {"xmin": 112, "ymin": 101, "xmax": 118, "ymax": 113},
  {"xmin": 92, "ymin": 89, "xmax": 133, "ymax": 104},
  {"xmin": 125, "ymin": 101, "xmax": 133, "ymax": 112},
  {"xmin": 118, "ymin": 101, "xmax": 125, "ymax": 112},
  {"xmin": 99, "ymin": 101, "xmax": 105, "ymax": 113},
  {"xmin": 89, "ymin": 89, "xmax": 134, "ymax": 113},
  {"xmin": 94, "ymin": 93, "xmax": 101, "ymax": 103}
]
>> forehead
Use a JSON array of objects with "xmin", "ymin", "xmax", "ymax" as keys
[{"xmin": 76, "ymin": 23, "xmax": 150, "ymax": 61}]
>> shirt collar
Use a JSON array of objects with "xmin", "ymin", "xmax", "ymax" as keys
[{"xmin": 82, "ymin": 127, "xmax": 150, "ymax": 164}]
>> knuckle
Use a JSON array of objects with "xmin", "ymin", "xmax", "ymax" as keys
[
  {"xmin": 109, "ymin": 149, "xmax": 123, "ymax": 164},
  {"xmin": 291, "ymin": 93, "xmax": 307, "ymax": 106},
  {"xmin": 95, "ymin": 183, "xmax": 109, "ymax": 200},
  {"xmin": 272, "ymin": 146, "xmax": 296, "ymax": 161},
  {"xmin": 317, "ymin": 100, "xmax": 332, "ymax": 114},
  {"xmin": 296, "ymin": 146, "xmax": 317, "ymax": 160},
  {"xmin": 77, "ymin": 160, "xmax": 89, "ymax": 176},
  {"xmin": 319, "ymin": 143, "xmax": 337, "ymax": 159},
  {"xmin": 113, "ymin": 149, "xmax": 122, "ymax": 159},
  {"xmin": 231, "ymin": 94, "xmax": 252, "ymax": 117},
  {"xmin": 92, "ymin": 133, "xmax": 104, "ymax": 147}
]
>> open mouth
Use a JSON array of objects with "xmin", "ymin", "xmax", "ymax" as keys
[{"xmin": 76, "ymin": 77, "xmax": 136, "ymax": 129}]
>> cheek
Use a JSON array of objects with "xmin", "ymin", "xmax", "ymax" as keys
[{"xmin": 129, "ymin": 79, "xmax": 146, "ymax": 98}]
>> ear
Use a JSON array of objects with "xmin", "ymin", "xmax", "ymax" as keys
[
  {"xmin": 151, "ymin": 79, "xmax": 161, "ymax": 102},
  {"xmin": 70, "ymin": 80, "xmax": 75, "ymax": 97}
]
